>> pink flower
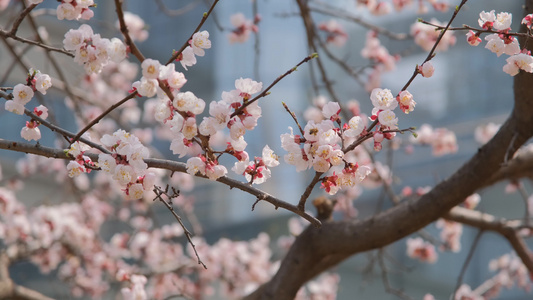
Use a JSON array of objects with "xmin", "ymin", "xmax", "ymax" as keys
[
  {"xmin": 419, "ymin": 61, "xmax": 435, "ymax": 78},
  {"xmin": 120, "ymin": 12, "xmax": 148, "ymax": 42},
  {"xmin": 34, "ymin": 105, "xmax": 48, "ymax": 120},
  {"xmin": 478, "ymin": 10, "xmax": 496, "ymax": 29},
  {"xmin": 397, "ymin": 90, "xmax": 416, "ymax": 114},
  {"xmin": 318, "ymin": 20, "xmax": 348, "ymax": 47},
  {"xmin": 228, "ymin": 13, "xmax": 257, "ymax": 43},
  {"xmin": 411, "ymin": 19, "xmax": 455, "ymax": 52},
  {"xmin": 406, "ymin": 237, "xmax": 438, "ymax": 263},
  {"xmin": 466, "ymin": 30, "xmax": 481, "ymax": 46}
]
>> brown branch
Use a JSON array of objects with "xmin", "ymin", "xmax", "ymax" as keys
[
  {"xmin": 0, "ymin": 30, "xmax": 73, "ymax": 56},
  {"xmin": 445, "ymin": 206, "xmax": 533, "ymax": 274},
  {"xmin": 114, "ymin": 0, "xmax": 145, "ymax": 62},
  {"xmin": 308, "ymin": 3, "xmax": 408, "ymax": 40},
  {"xmin": 298, "ymin": 171, "xmax": 323, "ymax": 211},
  {"xmin": 0, "ymin": 139, "xmax": 321, "ymax": 227}
]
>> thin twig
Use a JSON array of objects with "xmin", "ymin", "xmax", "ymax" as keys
[
  {"xmin": 282, "ymin": 102, "xmax": 305, "ymax": 135},
  {"xmin": 451, "ymin": 230, "xmax": 484, "ymax": 300},
  {"xmin": 153, "ymin": 185, "xmax": 207, "ymax": 269},
  {"xmin": 70, "ymin": 92, "xmax": 138, "ymax": 144},
  {"xmin": 308, "ymin": 3, "xmax": 408, "ymax": 40}
]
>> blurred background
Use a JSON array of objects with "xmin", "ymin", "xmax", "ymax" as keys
[{"xmin": 0, "ymin": 0, "xmax": 530, "ymax": 299}]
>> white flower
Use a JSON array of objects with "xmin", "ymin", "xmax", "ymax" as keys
[
  {"xmin": 235, "ymin": 77, "xmax": 262, "ymax": 96},
  {"xmin": 97, "ymin": 153, "xmax": 117, "ymax": 173},
  {"xmin": 154, "ymin": 101, "xmax": 171, "ymax": 122},
  {"xmin": 113, "ymin": 164, "xmax": 136, "ymax": 185},
  {"xmin": 370, "ymin": 88, "xmax": 396, "ymax": 115},
  {"xmin": 312, "ymin": 157, "xmax": 330, "ymax": 172},
  {"xmin": 132, "ymin": 77, "xmax": 158, "ymax": 97},
  {"xmin": 170, "ymin": 134, "xmax": 189, "ymax": 158},
  {"xmin": 173, "ymin": 91, "xmax": 205, "ymax": 114},
  {"xmin": 494, "ymin": 12, "xmax": 512, "ymax": 30},
  {"xmin": 205, "ymin": 163, "xmax": 227, "ymax": 180},
  {"xmin": 419, "ymin": 61, "xmax": 435, "ymax": 78},
  {"xmin": 478, "ymin": 10, "xmax": 496, "ymax": 28},
  {"xmin": 229, "ymin": 121, "xmax": 246, "ymax": 140},
  {"xmin": 186, "ymin": 157, "xmax": 205, "ymax": 176},
  {"xmin": 167, "ymin": 71, "xmax": 187, "ymax": 90},
  {"xmin": 377, "ymin": 109, "xmax": 398, "ymax": 128},
  {"xmin": 12, "ymin": 84, "xmax": 34, "ymax": 105},
  {"xmin": 21, "ymin": 125, "xmax": 41, "ymax": 141},
  {"xmin": 179, "ymin": 46, "xmax": 196, "ymax": 70},
  {"xmin": 321, "ymin": 102, "xmax": 340, "ymax": 119},
  {"xmin": 344, "ymin": 116, "xmax": 364, "ymax": 138},
  {"xmin": 262, "ymin": 145, "xmax": 279, "ymax": 167},
  {"xmin": 67, "ymin": 161, "xmax": 86, "ymax": 178},
  {"xmin": 126, "ymin": 183, "xmax": 144, "ymax": 200},
  {"xmin": 5, "ymin": 100, "xmax": 25, "ymax": 115},
  {"xmin": 190, "ymin": 30, "xmax": 211, "ymax": 57},
  {"xmin": 108, "ymin": 38, "xmax": 127, "ymax": 62},
  {"xmin": 199, "ymin": 117, "xmax": 217, "ymax": 136},
  {"xmin": 503, "ymin": 53, "xmax": 533, "ymax": 76},
  {"xmin": 57, "ymin": 2, "xmax": 80, "ymax": 20},
  {"xmin": 34, "ymin": 73, "xmax": 52, "ymax": 94},
  {"xmin": 485, "ymin": 34, "xmax": 505, "ymax": 57},
  {"xmin": 141, "ymin": 58, "xmax": 161, "ymax": 80},
  {"xmin": 181, "ymin": 117, "xmax": 198, "ymax": 140}
]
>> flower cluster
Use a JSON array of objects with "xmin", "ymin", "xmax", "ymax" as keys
[
  {"xmin": 63, "ymin": 24, "xmax": 127, "ymax": 74},
  {"xmin": 132, "ymin": 58, "xmax": 187, "ymax": 97},
  {"xmin": 4, "ymin": 69, "xmax": 52, "ymax": 141},
  {"xmin": 281, "ymin": 100, "xmax": 373, "ymax": 195},
  {"xmin": 176, "ymin": 30, "xmax": 211, "ymax": 70},
  {"xmin": 228, "ymin": 13, "xmax": 259, "ymax": 43},
  {"xmin": 95, "ymin": 130, "xmax": 156, "ymax": 200},
  {"xmin": 318, "ymin": 20, "xmax": 348, "ymax": 47},
  {"xmin": 232, "ymin": 145, "xmax": 280, "ymax": 184},
  {"xmin": 5, "ymin": 69, "xmax": 52, "ymax": 116},
  {"xmin": 56, "ymin": 0, "xmax": 95, "ymax": 21},
  {"xmin": 468, "ymin": 11, "xmax": 533, "ymax": 76},
  {"xmin": 406, "ymin": 237, "xmax": 438, "ymax": 263},
  {"xmin": 411, "ymin": 18, "xmax": 456, "ymax": 52},
  {"xmin": 151, "ymin": 77, "xmax": 265, "ymax": 182}
]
